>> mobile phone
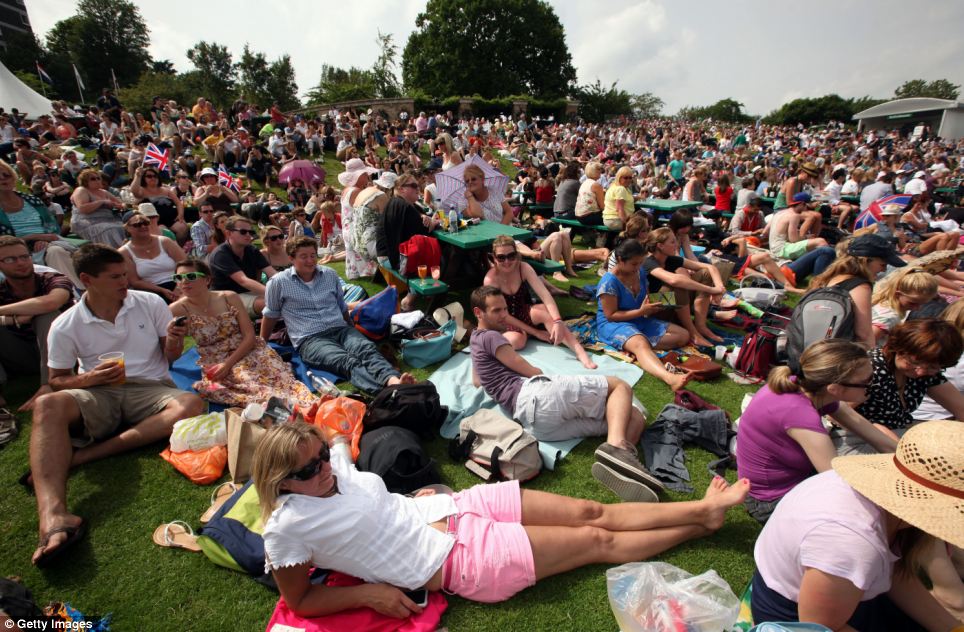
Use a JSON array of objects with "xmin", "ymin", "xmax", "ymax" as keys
[
  {"xmin": 174, "ymin": 315, "xmax": 187, "ymax": 326},
  {"xmin": 403, "ymin": 588, "xmax": 428, "ymax": 608}
]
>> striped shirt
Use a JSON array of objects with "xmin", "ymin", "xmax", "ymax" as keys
[
  {"xmin": 190, "ymin": 219, "xmax": 214, "ymax": 258},
  {"xmin": 263, "ymin": 265, "xmax": 348, "ymax": 346}
]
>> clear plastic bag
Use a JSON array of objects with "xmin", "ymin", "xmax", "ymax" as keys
[{"xmin": 607, "ymin": 562, "xmax": 740, "ymax": 632}]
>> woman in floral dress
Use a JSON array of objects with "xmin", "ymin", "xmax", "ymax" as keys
[
  {"xmin": 347, "ymin": 171, "xmax": 396, "ymax": 279},
  {"xmin": 337, "ymin": 158, "xmax": 378, "ymax": 280},
  {"xmin": 168, "ymin": 258, "xmax": 315, "ymax": 408}
]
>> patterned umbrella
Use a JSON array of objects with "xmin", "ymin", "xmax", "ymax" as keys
[
  {"xmin": 434, "ymin": 154, "xmax": 510, "ymax": 212},
  {"xmin": 278, "ymin": 160, "xmax": 326, "ymax": 185}
]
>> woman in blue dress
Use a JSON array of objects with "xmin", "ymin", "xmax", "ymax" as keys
[{"xmin": 597, "ymin": 239, "xmax": 692, "ymax": 391}]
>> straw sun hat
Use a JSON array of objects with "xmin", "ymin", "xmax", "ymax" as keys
[{"xmin": 832, "ymin": 420, "xmax": 964, "ymax": 548}]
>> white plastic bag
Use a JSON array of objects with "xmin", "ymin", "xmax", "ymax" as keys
[
  {"xmin": 607, "ymin": 562, "xmax": 739, "ymax": 632},
  {"xmin": 170, "ymin": 412, "xmax": 227, "ymax": 453}
]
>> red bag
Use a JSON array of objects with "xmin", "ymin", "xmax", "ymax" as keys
[
  {"xmin": 309, "ymin": 396, "xmax": 366, "ymax": 462},
  {"xmin": 734, "ymin": 325, "xmax": 782, "ymax": 381},
  {"xmin": 398, "ymin": 235, "xmax": 441, "ymax": 276},
  {"xmin": 160, "ymin": 445, "xmax": 227, "ymax": 485}
]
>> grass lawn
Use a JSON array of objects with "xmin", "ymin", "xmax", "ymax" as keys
[{"xmin": 0, "ymin": 256, "xmax": 761, "ymax": 632}]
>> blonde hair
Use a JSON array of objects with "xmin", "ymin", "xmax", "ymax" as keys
[
  {"xmin": 621, "ymin": 214, "xmax": 650, "ymax": 241},
  {"xmin": 809, "ymin": 254, "xmax": 875, "ymax": 289},
  {"xmin": 584, "ymin": 161, "xmax": 602, "ymax": 180},
  {"xmin": 612, "ymin": 166, "xmax": 634, "ymax": 187},
  {"xmin": 645, "ymin": 226, "xmax": 675, "ymax": 254},
  {"xmin": 942, "ymin": 299, "xmax": 964, "ymax": 333},
  {"xmin": 0, "ymin": 159, "xmax": 17, "ymax": 180},
  {"xmin": 768, "ymin": 338, "xmax": 870, "ymax": 394},
  {"xmin": 463, "ymin": 164, "xmax": 485, "ymax": 183},
  {"xmin": 435, "ymin": 132, "xmax": 454, "ymax": 153},
  {"xmin": 252, "ymin": 422, "xmax": 326, "ymax": 524},
  {"xmin": 491, "ymin": 234, "xmax": 516, "ymax": 252},
  {"xmin": 872, "ymin": 267, "xmax": 939, "ymax": 316}
]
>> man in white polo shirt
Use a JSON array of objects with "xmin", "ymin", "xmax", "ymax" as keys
[{"xmin": 27, "ymin": 244, "xmax": 203, "ymax": 567}]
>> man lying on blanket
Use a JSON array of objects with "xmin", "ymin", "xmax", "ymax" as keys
[{"xmin": 469, "ymin": 285, "xmax": 664, "ymax": 502}]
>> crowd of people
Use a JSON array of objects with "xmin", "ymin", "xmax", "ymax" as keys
[{"xmin": 2, "ymin": 90, "xmax": 964, "ymax": 631}]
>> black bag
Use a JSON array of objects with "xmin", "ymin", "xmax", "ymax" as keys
[
  {"xmin": 784, "ymin": 278, "xmax": 862, "ymax": 373},
  {"xmin": 0, "ymin": 577, "xmax": 45, "ymax": 623},
  {"xmin": 357, "ymin": 426, "xmax": 441, "ymax": 494},
  {"xmin": 362, "ymin": 383, "xmax": 448, "ymax": 439}
]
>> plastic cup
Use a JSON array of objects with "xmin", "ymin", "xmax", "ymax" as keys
[
  {"xmin": 418, "ymin": 265, "xmax": 428, "ymax": 280},
  {"xmin": 98, "ymin": 351, "xmax": 126, "ymax": 385}
]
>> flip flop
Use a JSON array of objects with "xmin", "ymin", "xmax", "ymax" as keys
[
  {"xmin": 34, "ymin": 519, "xmax": 88, "ymax": 568},
  {"xmin": 152, "ymin": 521, "xmax": 201, "ymax": 553},
  {"xmin": 200, "ymin": 482, "xmax": 240, "ymax": 524},
  {"xmin": 153, "ymin": 521, "xmax": 202, "ymax": 552}
]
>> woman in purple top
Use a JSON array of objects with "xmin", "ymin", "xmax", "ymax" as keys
[{"xmin": 736, "ymin": 339, "xmax": 898, "ymax": 523}]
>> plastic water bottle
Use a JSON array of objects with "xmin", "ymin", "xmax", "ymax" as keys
[
  {"xmin": 448, "ymin": 205, "xmax": 458, "ymax": 233},
  {"xmin": 308, "ymin": 371, "xmax": 341, "ymax": 400}
]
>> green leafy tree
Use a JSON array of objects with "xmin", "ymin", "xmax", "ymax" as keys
[
  {"xmin": 630, "ymin": 92, "xmax": 664, "ymax": 119},
  {"xmin": 678, "ymin": 98, "xmax": 751, "ymax": 123},
  {"xmin": 186, "ymin": 41, "xmax": 236, "ymax": 108},
  {"xmin": 372, "ymin": 31, "xmax": 401, "ymax": 99},
  {"xmin": 15, "ymin": 70, "xmax": 57, "ymax": 99},
  {"xmin": 266, "ymin": 55, "xmax": 300, "ymax": 111},
  {"xmin": 151, "ymin": 60, "xmax": 176, "ymax": 75},
  {"xmin": 45, "ymin": 0, "xmax": 151, "ymax": 92},
  {"xmin": 894, "ymin": 78, "xmax": 960, "ymax": 100},
  {"xmin": 235, "ymin": 44, "xmax": 272, "ymax": 106},
  {"xmin": 0, "ymin": 31, "xmax": 48, "ymax": 77},
  {"xmin": 304, "ymin": 65, "xmax": 376, "ymax": 105},
  {"xmin": 117, "ymin": 71, "xmax": 196, "ymax": 115},
  {"xmin": 576, "ymin": 79, "xmax": 632, "ymax": 122},
  {"xmin": 402, "ymin": 0, "xmax": 576, "ymax": 98}
]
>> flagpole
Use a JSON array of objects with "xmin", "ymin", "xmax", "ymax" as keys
[
  {"xmin": 111, "ymin": 68, "xmax": 119, "ymax": 94},
  {"xmin": 72, "ymin": 64, "xmax": 85, "ymax": 104},
  {"xmin": 35, "ymin": 63, "xmax": 47, "ymax": 98}
]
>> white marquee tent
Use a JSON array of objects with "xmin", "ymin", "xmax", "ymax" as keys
[{"xmin": 0, "ymin": 61, "xmax": 53, "ymax": 118}]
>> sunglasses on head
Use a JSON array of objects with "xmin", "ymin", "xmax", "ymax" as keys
[
  {"xmin": 493, "ymin": 251, "xmax": 518, "ymax": 262},
  {"xmin": 287, "ymin": 444, "xmax": 330, "ymax": 481},
  {"xmin": 233, "ymin": 228, "xmax": 257, "ymax": 236},
  {"xmin": 173, "ymin": 271, "xmax": 206, "ymax": 282},
  {"xmin": 265, "ymin": 234, "xmax": 285, "ymax": 241}
]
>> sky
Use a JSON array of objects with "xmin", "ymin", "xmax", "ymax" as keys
[{"xmin": 25, "ymin": 0, "xmax": 964, "ymax": 116}]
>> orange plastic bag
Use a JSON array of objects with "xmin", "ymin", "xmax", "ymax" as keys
[
  {"xmin": 309, "ymin": 396, "xmax": 366, "ymax": 461},
  {"xmin": 160, "ymin": 445, "xmax": 228, "ymax": 485}
]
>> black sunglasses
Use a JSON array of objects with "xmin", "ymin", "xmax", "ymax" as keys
[
  {"xmin": 838, "ymin": 381, "xmax": 871, "ymax": 390},
  {"xmin": 493, "ymin": 251, "xmax": 518, "ymax": 262},
  {"xmin": 287, "ymin": 444, "xmax": 331, "ymax": 481},
  {"xmin": 265, "ymin": 234, "xmax": 285, "ymax": 241},
  {"xmin": 173, "ymin": 271, "xmax": 206, "ymax": 282},
  {"xmin": 232, "ymin": 228, "xmax": 257, "ymax": 236}
]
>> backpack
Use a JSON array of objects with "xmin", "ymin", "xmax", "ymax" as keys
[
  {"xmin": 350, "ymin": 286, "xmax": 398, "ymax": 340},
  {"xmin": 734, "ymin": 325, "xmax": 784, "ymax": 381},
  {"xmin": 357, "ymin": 426, "xmax": 441, "ymax": 494},
  {"xmin": 784, "ymin": 278, "xmax": 863, "ymax": 373},
  {"xmin": 197, "ymin": 480, "xmax": 272, "ymax": 582},
  {"xmin": 448, "ymin": 408, "xmax": 542, "ymax": 482},
  {"xmin": 398, "ymin": 235, "xmax": 442, "ymax": 276},
  {"xmin": 362, "ymin": 382, "xmax": 448, "ymax": 439}
]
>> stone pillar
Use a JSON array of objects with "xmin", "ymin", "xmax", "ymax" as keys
[
  {"xmin": 458, "ymin": 98, "xmax": 474, "ymax": 117},
  {"xmin": 565, "ymin": 100, "xmax": 581, "ymax": 117},
  {"xmin": 512, "ymin": 100, "xmax": 528, "ymax": 116}
]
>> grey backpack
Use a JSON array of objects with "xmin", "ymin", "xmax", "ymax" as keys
[{"xmin": 449, "ymin": 409, "xmax": 542, "ymax": 481}]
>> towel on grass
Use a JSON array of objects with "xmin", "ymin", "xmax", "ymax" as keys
[{"xmin": 429, "ymin": 341, "xmax": 644, "ymax": 469}]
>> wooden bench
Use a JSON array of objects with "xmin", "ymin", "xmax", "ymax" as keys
[
  {"xmin": 523, "ymin": 257, "xmax": 564, "ymax": 276},
  {"xmin": 550, "ymin": 217, "xmax": 620, "ymax": 232}
]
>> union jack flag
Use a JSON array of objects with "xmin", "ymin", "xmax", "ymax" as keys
[
  {"xmin": 853, "ymin": 193, "xmax": 912, "ymax": 231},
  {"xmin": 218, "ymin": 165, "xmax": 241, "ymax": 193},
  {"xmin": 143, "ymin": 143, "xmax": 170, "ymax": 174}
]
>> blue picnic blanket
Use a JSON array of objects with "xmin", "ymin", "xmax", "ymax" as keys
[
  {"xmin": 169, "ymin": 343, "xmax": 340, "ymax": 411},
  {"xmin": 430, "ymin": 342, "xmax": 644, "ymax": 469}
]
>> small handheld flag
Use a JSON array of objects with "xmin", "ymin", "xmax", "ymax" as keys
[{"xmin": 144, "ymin": 143, "xmax": 170, "ymax": 174}]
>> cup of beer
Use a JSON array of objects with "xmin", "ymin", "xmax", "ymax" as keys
[{"xmin": 98, "ymin": 351, "xmax": 126, "ymax": 385}]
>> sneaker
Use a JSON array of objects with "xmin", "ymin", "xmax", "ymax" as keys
[
  {"xmin": 779, "ymin": 265, "xmax": 797, "ymax": 288},
  {"xmin": 591, "ymin": 462, "xmax": 659, "ymax": 503},
  {"xmin": 594, "ymin": 442, "xmax": 666, "ymax": 492}
]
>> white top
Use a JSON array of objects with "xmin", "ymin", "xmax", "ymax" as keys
[
  {"xmin": 127, "ymin": 237, "xmax": 177, "ymax": 286},
  {"xmin": 914, "ymin": 353, "xmax": 964, "ymax": 420},
  {"xmin": 47, "ymin": 289, "xmax": 173, "ymax": 382},
  {"xmin": 755, "ymin": 471, "xmax": 898, "ymax": 603},
  {"xmin": 823, "ymin": 180, "xmax": 843, "ymax": 204},
  {"xmin": 263, "ymin": 443, "xmax": 457, "ymax": 588}
]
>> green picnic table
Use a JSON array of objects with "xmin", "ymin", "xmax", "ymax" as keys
[
  {"xmin": 635, "ymin": 199, "xmax": 704, "ymax": 214},
  {"xmin": 433, "ymin": 220, "xmax": 532, "ymax": 249},
  {"xmin": 842, "ymin": 195, "xmax": 860, "ymax": 205}
]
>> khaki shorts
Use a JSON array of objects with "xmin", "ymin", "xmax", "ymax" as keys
[
  {"xmin": 63, "ymin": 378, "xmax": 185, "ymax": 447},
  {"xmin": 780, "ymin": 240, "xmax": 810, "ymax": 261},
  {"xmin": 514, "ymin": 374, "xmax": 609, "ymax": 442},
  {"xmin": 236, "ymin": 291, "xmax": 260, "ymax": 318}
]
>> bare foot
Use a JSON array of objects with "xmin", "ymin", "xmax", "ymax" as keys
[
  {"xmin": 33, "ymin": 512, "xmax": 85, "ymax": 565},
  {"xmin": 552, "ymin": 271, "xmax": 568, "ymax": 283},
  {"xmin": 398, "ymin": 372, "xmax": 417, "ymax": 384},
  {"xmin": 19, "ymin": 384, "xmax": 53, "ymax": 412},
  {"xmin": 718, "ymin": 298, "xmax": 740, "ymax": 310},
  {"xmin": 697, "ymin": 328, "xmax": 725, "ymax": 344},
  {"xmin": 691, "ymin": 334, "xmax": 714, "ymax": 347},
  {"xmin": 565, "ymin": 268, "xmax": 579, "ymax": 277},
  {"xmin": 712, "ymin": 309, "xmax": 739, "ymax": 322},
  {"xmin": 667, "ymin": 371, "xmax": 693, "ymax": 391},
  {"xmin": 701, "ymin": 477, "xmax": 750, "ymax": 530},
  {"xmin": 577, "ymin": 352, "xmax": 598, "ymax": 370}
]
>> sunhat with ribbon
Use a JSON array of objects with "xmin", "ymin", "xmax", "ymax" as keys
[
  {"xmin": 337, "ymin": 158, "xmax": 378, "ymax": 188},
  {"xmin": 432, "ymin": 301, "xmax": 467, "ymax": 343},
  {"xmin": 832, "ymin": 420, "xmax": 964, "ymax": 548}
]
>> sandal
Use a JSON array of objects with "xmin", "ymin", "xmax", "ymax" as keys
[
  {"xmin": 0, "ymin": 409, "xmax": 17, "ymax": 449},
  {"xmin": 200, "ymin": 482, "xmax": 240, "ymax": 523},
  {"xmin": 152, "ymin": 521, "xmax": 201, "ymax": 552},
  {"xmin": 34, "ymin": 518, "xmax": 88, "ymax": 568}
]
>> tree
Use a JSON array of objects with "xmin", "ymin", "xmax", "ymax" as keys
[
  {"xmin": 402, "ymin": 0, "xmax": 576, "ymax": 98},
  {"xmin": 894, "ymin": 78, "xmax": 960, "ymax": 100},
  {"xmin": 371, "ymin": 31, "xmax": 401, "ymax": 99},
  {"xmin": 0, "ymin": 31, "xmax": 48, "ymax": 77},
  {"xmin": 15, "ymin": 71, "xmax": 57, "ymax": 99},
  {"xmin": 265, "ymin": 55, "xmax": 300, "ymax": 111},
  {"xmin": 678, "ymin": 98, "xmax": 751, "ymax": 123},
  {"xmin": 576, "ymin": 80, "xmax": 632, "ymax": 122},
  {"xmin": 118, "ymin": 71, "xmax": 196, "ymax": 115},
  {"xmin": 235, "ymin": 44, "xmax": 272, "ymax": 106},
  {"xmin": 304, "ymin": 65, "xmax": 376, "ymax": 105},
  {"xmin": 630, "ymin": 92, "xmax": 664, "ymax": 119},
  {"xmin": 186, "ymin": 41, "xmax": 236, "ymax": 108},
  {"xmin": 45, "ymin": 0, "xmax": 151, "ymax": 93},
  {"xmin": 150, "ymin": 60, "xmax": 176, "ymax": 75},
  {"xmin": 764, "ymin": 94, "xmax": 889, "ymax": 126}
]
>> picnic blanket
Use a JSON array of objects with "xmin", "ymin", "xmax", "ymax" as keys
[
  {"xmin": 170, "ymin": 344, "xmax": 340, "ymax": 411},
  {"xmin": 430, "ymin": 341, "xmax": 644, "ymax": 469}
]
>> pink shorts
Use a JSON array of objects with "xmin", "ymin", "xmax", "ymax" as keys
[{"xmin": 442, "ymin": 480, "xmax": 536, "ymax": 603}]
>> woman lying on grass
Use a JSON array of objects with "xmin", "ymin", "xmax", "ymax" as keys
[{"xmin": 254, "ymin": 422, "xmax": 750, "ymax": 617}]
